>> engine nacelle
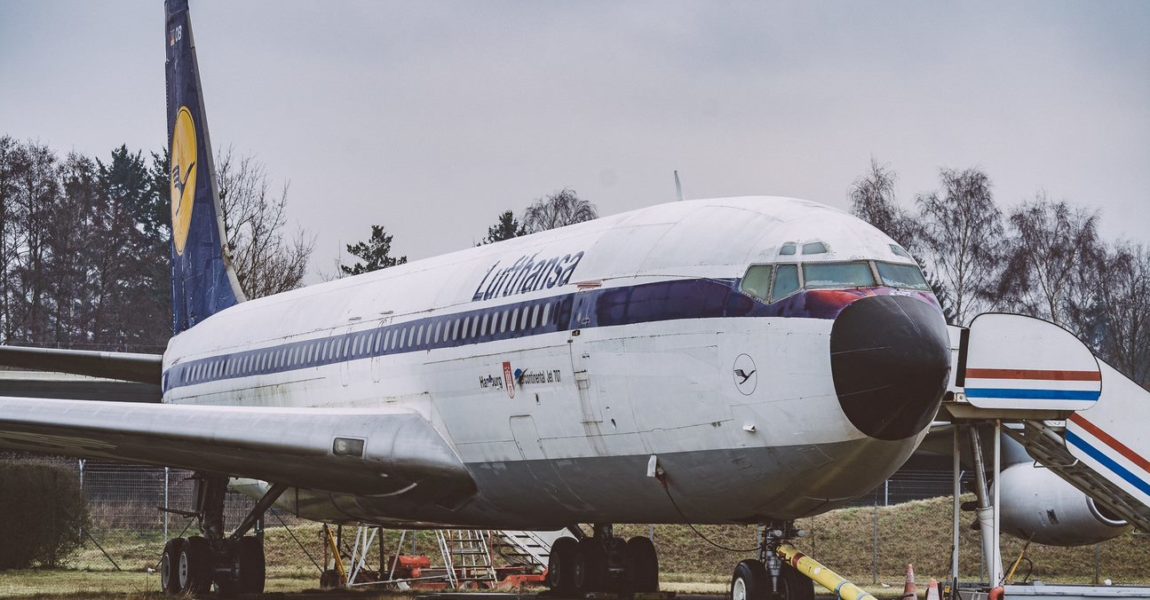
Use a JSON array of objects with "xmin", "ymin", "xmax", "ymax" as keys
[{"xmin": 994, "ymin": 463, "xmax": 1129, "ymax": 546}]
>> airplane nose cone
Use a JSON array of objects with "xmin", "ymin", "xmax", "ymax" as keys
[{"xmin": 830, "ymin": 295, "xmax": 950, "ymax": 441}]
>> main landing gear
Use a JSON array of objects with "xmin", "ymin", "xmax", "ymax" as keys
[
  {"xmin": 730, "ymin": 523, "xmax": 814, "ymax": 600},
  {"xmin": 158, "ymin": 474, "xmax": 286, "ymax": 597},
  {"xmin": 547, "ymin": 524, "xmax": 660, "ymax": 595}
]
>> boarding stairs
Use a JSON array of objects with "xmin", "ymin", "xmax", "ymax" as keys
[
  {"xmin": 492, "ymin": 529, "xmax": 563, "ymax": 570},
  {"xmin": 943, "ymin": 313, "xmax": 1150, "ymax": 532},
  {"xmin": 436, "ymin": 529, "xmax": 498, "ymax": 588}
]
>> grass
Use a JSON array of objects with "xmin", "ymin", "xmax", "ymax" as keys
[{"xmin": 3, "ymin": 496, "xmax": 1149, "ymax": 598}]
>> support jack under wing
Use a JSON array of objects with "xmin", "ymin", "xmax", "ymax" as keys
[{"xmin": 0, "ymin": 397, "xmax": 476, "ymax": 508}]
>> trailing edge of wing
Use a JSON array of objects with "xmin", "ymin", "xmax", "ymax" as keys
[
  {"xmin": 0, "ymin": 397, "xmax": 476, "ymax": 506},
  {"xmin": 0, "ymin": 346, "xmax": 162, "ymax": 385}
]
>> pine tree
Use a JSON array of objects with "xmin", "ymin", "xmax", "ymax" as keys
[
  {"xmin": 477, "ymin": 210, "xmax": 526, "ymax": 245},
  {"xmin": 341, "ymin": 225, "xmax": 407, "ymax": 275}
]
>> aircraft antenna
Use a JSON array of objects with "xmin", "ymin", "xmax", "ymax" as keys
[{"xmin": 674, "ymin": 170, "xmax": 686, "ymax": 202}]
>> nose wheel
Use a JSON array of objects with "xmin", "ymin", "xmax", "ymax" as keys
[{"xmin": 729, "ymin": 523, "xmax": 813, "ymax": 600}]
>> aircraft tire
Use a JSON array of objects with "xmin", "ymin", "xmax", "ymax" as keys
[
  {"xmin": 547, "ymin": 536, "xmax": 578, "ymax": 593},
  {"xmin": 236, "ymin": 536, "xmax": 266, "ymax": 594},
  {"xmin": 731, "ymin": 559, "xmax": 768, "ymax": 600},
  {"xmin": 573, "ymin": 538, "xmax": 607, "ymax": 592},
  {"xmin": 179, "ymin": 536, "xmax": 213, "ymax": 596},
  {"xmin": 624, "ymin": 536, "xmax": 659, "ymax": 592},
  {"xmin": 160, "ymin": 537, "xmax": 185, "ymax": 595}
]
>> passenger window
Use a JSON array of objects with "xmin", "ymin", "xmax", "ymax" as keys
[
  {"xmin": 500, "ymin": 310, "xmax": 509, "ymax": 333},
  {"xmin": 542, "ymin": 303, "xmax": 551, "ymax": 326},
  {"xmin": 452, "ymin": 319, "xmax": 460, "ymax": 340},
  {"xmin": 481, "ymin": 314, "xmax": 489, "ymax": 336},
  {"xmin": 510, "ymin": 308, "xmax": 519, "ymax": 332},
  {"xmin": 741, "ymin": 265, "xmax": 773, "ymax": 301},
  {"xmin": 521, "ymin": 307, "xmax": 530, "ymax": 329},
  {"xmin": 770, "ymin": 265, "xmax": 801, "ymax": 302},
  {"xmin": 530, "ymin": 305, "xmax": 540, "ymax": 328}
]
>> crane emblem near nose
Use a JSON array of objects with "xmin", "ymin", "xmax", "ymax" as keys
[
  {"xmin": 830, "ymin": 295, "xmax": 951, "ymax": 440},
  {"xmin": 732, "ymin": 354, "xmax": 758, "ymax": 395}
]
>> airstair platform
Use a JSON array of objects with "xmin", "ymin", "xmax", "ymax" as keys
[
  {"xmin": 938, "ymin": 313, "xmax": 1150, "ymax": 592},
  {"xmin": 943, "ymin": 313, "xmax": 1150, "ymax": 533}
]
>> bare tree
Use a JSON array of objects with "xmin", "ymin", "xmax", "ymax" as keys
[
  {"xmin": 848, "ymin": 158, "xmax": 919, "ymax": 250},
  {"xmin": 997, "ymin": 192, "xmax": 1100, "ymax": 330},
  {"xmin": 522, "ymin": 188, "xmax": 596, "ymax": 233},
  {"xmin": 1094, "ymin": 244, "xmax": 1150, "ymax": 387},
  {"xmin": 215, "ymin": 148, "xmax": 314, "ymax": 299},
  {"xmin": 916, "ymin": 168, "xmax": 1004, "ymax": 326}
]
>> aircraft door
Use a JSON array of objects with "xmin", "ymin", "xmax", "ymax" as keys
[
  {"xmin": 339, "ymin": 326, "xmax": 353, "ymax": 387},
  {"xmin": 370, "ymin": 315, "xmax": 393, "ymax": 383},
  {"xmin": 567, "ymin": 292, "xmax": 604, "ymax": 424},
  {"xmin": 509, "ymin": 415, "xmax": 546, "ymax": 460}
]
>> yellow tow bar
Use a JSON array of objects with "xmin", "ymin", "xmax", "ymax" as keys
[
  {"xmin": 777, "ymin": 543, "xmax": 876, "ymax": 600},
  {"xmin": 323, "ymin": 525, "xmax": 347, "ymax": 586}
]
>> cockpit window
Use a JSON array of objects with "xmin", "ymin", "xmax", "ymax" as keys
[
  {"xmin": 741, "ymin": 265, "xmax": 773, "ymax": 301},
  {"xmin": 802, "ymin": 262, "xmax": 875, "ymax": 289},
  {"xmin": 771, "ymin": 264, "xmax": 800, "ymax": 301},
  {"xmin": 876, "ymin": 261, "xmax": 931, "ymax": 291},
  {"xmin": 889, "ymin": 244, "xmax": 913, "ymax": 259},
  {"xmin": 801, "ymin": 242, "xmax": 828, "ymax": 255},
  {"xmin": 778, "ymin": 243, "xmax": 797, "ymax": 256}
]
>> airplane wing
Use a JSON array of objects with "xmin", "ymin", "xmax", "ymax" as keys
[
  {"xmin": 0, "ymin": 346, "xmax": 162, "ymax": 385},
  {"xmin": 0, "ymin": 397, "xmax": 476, "ymax": 506}
]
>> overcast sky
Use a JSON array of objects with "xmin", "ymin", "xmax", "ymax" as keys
[{"xmin": 2, "ymin": 1, "xmax": 1147, "ymax": 281}]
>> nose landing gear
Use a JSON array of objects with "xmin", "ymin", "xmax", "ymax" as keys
[
  {"xmin": 547, "ymin": 524, "xmax": 660, "ymax": 596},
  {"xmin": 729, "ymin": 523, "xmax": 813, "ymax": 600}
]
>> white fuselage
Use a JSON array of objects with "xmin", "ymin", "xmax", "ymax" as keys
[{"xmin": 162, "ymin": 197, "xmax": 933, "ymax": 528}]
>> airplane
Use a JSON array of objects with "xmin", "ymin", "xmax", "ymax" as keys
[{"xmin": 3, "ymin": 1, "xmax": 1132, "ymax": 599}]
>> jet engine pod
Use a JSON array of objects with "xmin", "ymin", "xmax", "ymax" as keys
[
  {"xmin": 994, "ymin": 463, "xmax": 1129, "ymax": 546},
  {"xmin": 830, "ymin": 295, "xmax": 950, "ymax": 440}
]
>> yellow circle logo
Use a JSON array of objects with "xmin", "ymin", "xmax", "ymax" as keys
[{"xmin": 170, "ymin": 106, "xmax": 198, "ymax": 255}]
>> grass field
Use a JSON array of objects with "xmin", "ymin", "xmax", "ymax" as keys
[{"xmin": 2, "ymin": 496, "xmax": 1148, "ymax": 599}]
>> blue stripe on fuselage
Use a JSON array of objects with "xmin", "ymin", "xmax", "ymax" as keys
[{"xmin": 163, "ymin": 278, "xmax": 934, "ymax": 393}]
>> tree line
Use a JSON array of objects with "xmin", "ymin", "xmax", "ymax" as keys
[
  {"xmin": 850, "ymin": 159, "xmax": 1148, "ymax": 387},
  {"xmin": 0, "ymin": 138, "xmax": 312, "ymax": 352}
]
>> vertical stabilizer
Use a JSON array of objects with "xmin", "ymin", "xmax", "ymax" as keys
[{"xmin": 165, "ymin": 0, "xmax": 245, "ymax": 334}]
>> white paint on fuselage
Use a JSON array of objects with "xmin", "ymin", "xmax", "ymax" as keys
[{"xmin": 163, "ymin": 197, "xmax": 928, "ymax": 525}]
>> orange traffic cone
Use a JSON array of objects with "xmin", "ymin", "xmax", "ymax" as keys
[
  {"xmin": 926, "ymin": 578, "xmax": 941, "ymax": 600},
  {"xmin": 902, "ymin": 564, "xmax": 917, "ymax": 599}
]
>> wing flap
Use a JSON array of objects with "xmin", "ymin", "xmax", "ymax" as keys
[{"xmin": 0, "ymin": 397, "xmax": 476, "ymax": 506}]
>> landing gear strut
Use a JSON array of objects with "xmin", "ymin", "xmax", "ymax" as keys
[
  {"xmin": 547, "ymin": 523, "xmax": 659, "ymax": 595},
  {"xmin": 158, "ymin": 474, "xmax": 285, "ymax": 597},
  {"xmin": 730, "ymin": 522, "xmax": 813, "ymax": 600}
]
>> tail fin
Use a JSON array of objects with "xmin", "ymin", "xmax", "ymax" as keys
[{"xmin": 165, "ymin": 0, "xmax": 245, "ymax": 334}]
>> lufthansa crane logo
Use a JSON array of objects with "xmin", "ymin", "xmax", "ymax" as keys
[
  {"xmin": 170, "ymin": 106, "xmax": 197, "ymax": 256},
  {"xmin": 732, "ymin": 353, "xmax": 758, "ymax": 396}
]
